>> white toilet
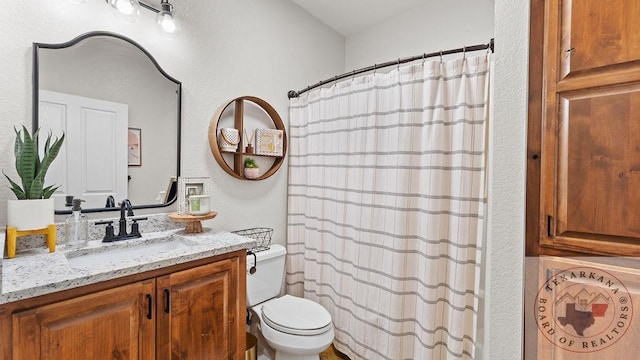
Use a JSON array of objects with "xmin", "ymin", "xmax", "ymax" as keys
[{"xmin": 247, "ymin": 244, "xmax": 335, "ymax": 360}]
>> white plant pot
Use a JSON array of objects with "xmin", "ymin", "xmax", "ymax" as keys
[
  {"xmin": 244, "ymin": 167, "xmax": 260, "ymax": 179},
  {"xmin": 7, "ymin": 198, "xmax": 55, "ymax": 231}
]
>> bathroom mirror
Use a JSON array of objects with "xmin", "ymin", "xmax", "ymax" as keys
[{"xmin": 33, "ymin": 31, "xmax": 181, "ymax": 214}]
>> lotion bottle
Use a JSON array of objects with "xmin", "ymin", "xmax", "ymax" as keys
[{"xmin": 64, "ymin": 198, "xmax": 89, "ymax": 247}]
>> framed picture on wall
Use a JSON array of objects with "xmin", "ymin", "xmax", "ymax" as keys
[
  {"xmin": 177, "ymin": 177, "xmax": 210, "ymax": 214},
  {"xmin": 128, "ymin": 127, "xmax": 142, "ymax": 166}
]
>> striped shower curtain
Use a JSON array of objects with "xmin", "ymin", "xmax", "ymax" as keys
[{"xmin": 286, "ymin": 54, "xmax": 490, "ymax": 360}]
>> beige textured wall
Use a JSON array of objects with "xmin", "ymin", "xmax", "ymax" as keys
[{"xmin": 344, "ymin": 0, "xmax": 495, "ymax": 70}]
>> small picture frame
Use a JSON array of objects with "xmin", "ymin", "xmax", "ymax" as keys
[
  {"xmin": 128, "ymin": 128, "xmax": 142, "ymax": 166},
  {"xmin": 177, "ymin": 177, "xmax": 210, "ymax": 215},
  {"xmin": 255, "ymin": 128, "xmax": 284, "ymax": 156}
]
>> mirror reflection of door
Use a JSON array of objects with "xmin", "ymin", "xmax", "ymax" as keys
[{"xmin": 39, "ymin": 90, "xmax": 128, "ymax": 209}]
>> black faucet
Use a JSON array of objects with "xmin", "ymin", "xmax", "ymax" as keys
[
  {"xmin": 97, "ymin": 199, "xmax": 147, "ymax": 242},
  {"xmin": 105, "ymin": 195, "xmax": 116, "ymax": 208},
  {"xmin": 118, "ymin": 199, "xmax": 135, "ymax": 237}
]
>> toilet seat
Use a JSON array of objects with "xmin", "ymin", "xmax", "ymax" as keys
[{"xmin": 261, "ymin": 295, "xmax": 332, "ymax": 336}]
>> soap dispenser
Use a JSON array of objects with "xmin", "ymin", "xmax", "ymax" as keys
[{"xmin": 64, "ymin": 198, "xmax": 89, "ymax": 247}]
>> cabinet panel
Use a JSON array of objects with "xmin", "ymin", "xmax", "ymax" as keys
[
  {"xmin": 12, "ymin": 280, "xmax": 155, "ymax": 360},
  {"xmin": 542, "ymin": 83, "xmax": 640, "ymax": 254},
  {"xmin": 157, "ymin": 258, "xmax": 242, "ymax": 360},
  {"xmin": 556, "ymin": 84, "xmax": 640, "ymax": 239},
  {"xmin": 560, "ymin": 0, "xmax": 640, "ymax": 79}
]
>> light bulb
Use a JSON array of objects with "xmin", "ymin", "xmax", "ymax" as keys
[
  {"xmin": 108, "ymin": 0, "xmax": 140, "ymax": 22},
  {"xmin": 116, "ymin": 1, "xmax": 135, "ymax": 14},
  {"xmin": 156, "ymin": 3, "xmax": 179, "ymax": 39},
  {"xmin": 158, "ymin": 13, "xmax": 176, "ymax": 33}
]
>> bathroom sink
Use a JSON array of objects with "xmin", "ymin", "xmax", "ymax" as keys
[{"xmin": 66, "ymin": 238, "xmax": 192, "ymax": 270}]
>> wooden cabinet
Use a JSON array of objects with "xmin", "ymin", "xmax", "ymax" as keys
[
  {"xmin": 0, "ymin": 251, "xmax": 246, "ymax": 359},
  {"xmin": 157, "ymin": 258, "xmax": 242, "ymax": 359},
  {"xmin": 12, "ymin": 280, "xmax": 155, "ymax": 359},
  {"xmin": 528, "ymin": 0, "xmax": 640, "ymax": 256},
  {"xmin": 208, "ymin": 96, "xmax": 287, "ymax": 181}
]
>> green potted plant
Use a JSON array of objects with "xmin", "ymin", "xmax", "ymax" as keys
[
  {"xmin": 243, "ymin": 157, "xmax": 260, "ymax": 179},
  {"xmin": 4, "ymin": 126, "xmax": 64, "ymax": 230}
]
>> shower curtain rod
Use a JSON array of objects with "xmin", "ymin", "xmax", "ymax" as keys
[{"xmin": 287, "ymin": 38, "xmax": 494, "ymax": 99}]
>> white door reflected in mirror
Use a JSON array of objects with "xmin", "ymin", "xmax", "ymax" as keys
[{"xmin": 39, "ymin": 90, "xmax": 128, "ymax": 209}]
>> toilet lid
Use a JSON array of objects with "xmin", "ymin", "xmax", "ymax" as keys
[{"xmin": 261, "ymin": 295, "xmax": 332, "ymax": 336}]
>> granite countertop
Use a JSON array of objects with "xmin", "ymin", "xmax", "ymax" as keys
[{"xmin": 0, "ymin": 228, "xmax": 255, "ymax": 304}]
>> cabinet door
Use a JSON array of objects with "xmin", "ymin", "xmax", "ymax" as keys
[
  {"xmin": 535, "ymin": 0, "xmax": 640, "ymax": 255},
  {"xmin": 157, "ymin": 257, "xmax": 244, "ymax": 360},
  {"xmin": 12, "ymin": 280, "xmax": 155, "ymax": 360}
]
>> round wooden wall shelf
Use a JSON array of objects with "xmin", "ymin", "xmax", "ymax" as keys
[{"xmin": 208, "ymin": 96, "xmax": 287, "ymax": 180}]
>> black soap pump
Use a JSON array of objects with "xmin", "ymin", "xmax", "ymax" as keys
[{"xmin": 64, "ymin": 198, "xmax": 89, "ymax": 247}]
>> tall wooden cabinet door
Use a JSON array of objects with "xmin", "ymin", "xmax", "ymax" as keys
[
  {"xmin": 538, "ymin": 0, "xmax": 640, "ymax": 255},
  {"xmin": 11, "ymin": 280, "xmax": 156, "ymax": 360},
  {"xmin": 156, "ymin": 256, "xmax": 245, "ymax": 360}
]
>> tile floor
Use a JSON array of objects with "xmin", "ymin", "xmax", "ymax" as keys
[{"xmin": 319, "ymin": 344, "xmax": 350, "ymax": 360}]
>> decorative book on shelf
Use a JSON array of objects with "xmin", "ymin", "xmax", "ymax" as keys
[{"xmin": 255, "ymin": 128, "xmax": 284, "ymax": 156}]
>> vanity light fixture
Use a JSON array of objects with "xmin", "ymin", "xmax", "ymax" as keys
[{"xmin": 107, "ymin": 0, "xmax": 178, "ymax": 37}]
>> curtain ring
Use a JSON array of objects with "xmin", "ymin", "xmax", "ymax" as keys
[
  {"xmin": 397, "ymin": 58, "xmax": 401, "ymax": 71},
  {"xmin": 351, "ymin": 70, "xmax": 356, "ymax": 81},
  {"xmin": 439, "ymin": 50, "xmax": 443, "ymax": 63},
  {"xmin": 373, "ymin": 64, "xmax": 377, "ymax": 74},
  {"xmin": 422, "ymin": 53, "xmax": 426, "ymax": 65},
  {"xmin": 463, "ymin": 46, "xmax": 466, "ymax": 59}
]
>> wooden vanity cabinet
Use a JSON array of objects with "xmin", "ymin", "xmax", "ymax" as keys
[
  {"xmin": 12, "ymin": 280, "xmax": 156, "ymax": 359},
  {"xmin": 0, "ymin": 250, "xmax": 246, "ymax": 360}
]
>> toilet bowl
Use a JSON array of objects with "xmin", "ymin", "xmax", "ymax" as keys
[
  {"xmin": 246, "ymin": 245, "xmax": 335, "ymax": 360},
  {"xmin": 252, "ymin": 295, "xmax": 334, "ymax": 360}
]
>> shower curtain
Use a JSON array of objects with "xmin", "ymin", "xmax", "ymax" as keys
[{"xmin": 286, "ymin": 54, "xmax": 490, "ymax": 360}]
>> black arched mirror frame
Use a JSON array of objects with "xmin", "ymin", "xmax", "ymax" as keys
[{"xmin": 33, "ymin": 31, "xmax": 181, "ymax": 214}]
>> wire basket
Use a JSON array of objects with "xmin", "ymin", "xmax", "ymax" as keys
[{"xmin": 231, "ymin": 227, "xmax": 272, "ymax": 252}]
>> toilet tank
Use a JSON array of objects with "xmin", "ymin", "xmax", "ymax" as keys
[{"xmin": 246, "ymin": 244, "xmax": 287, "ymax": 307}]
